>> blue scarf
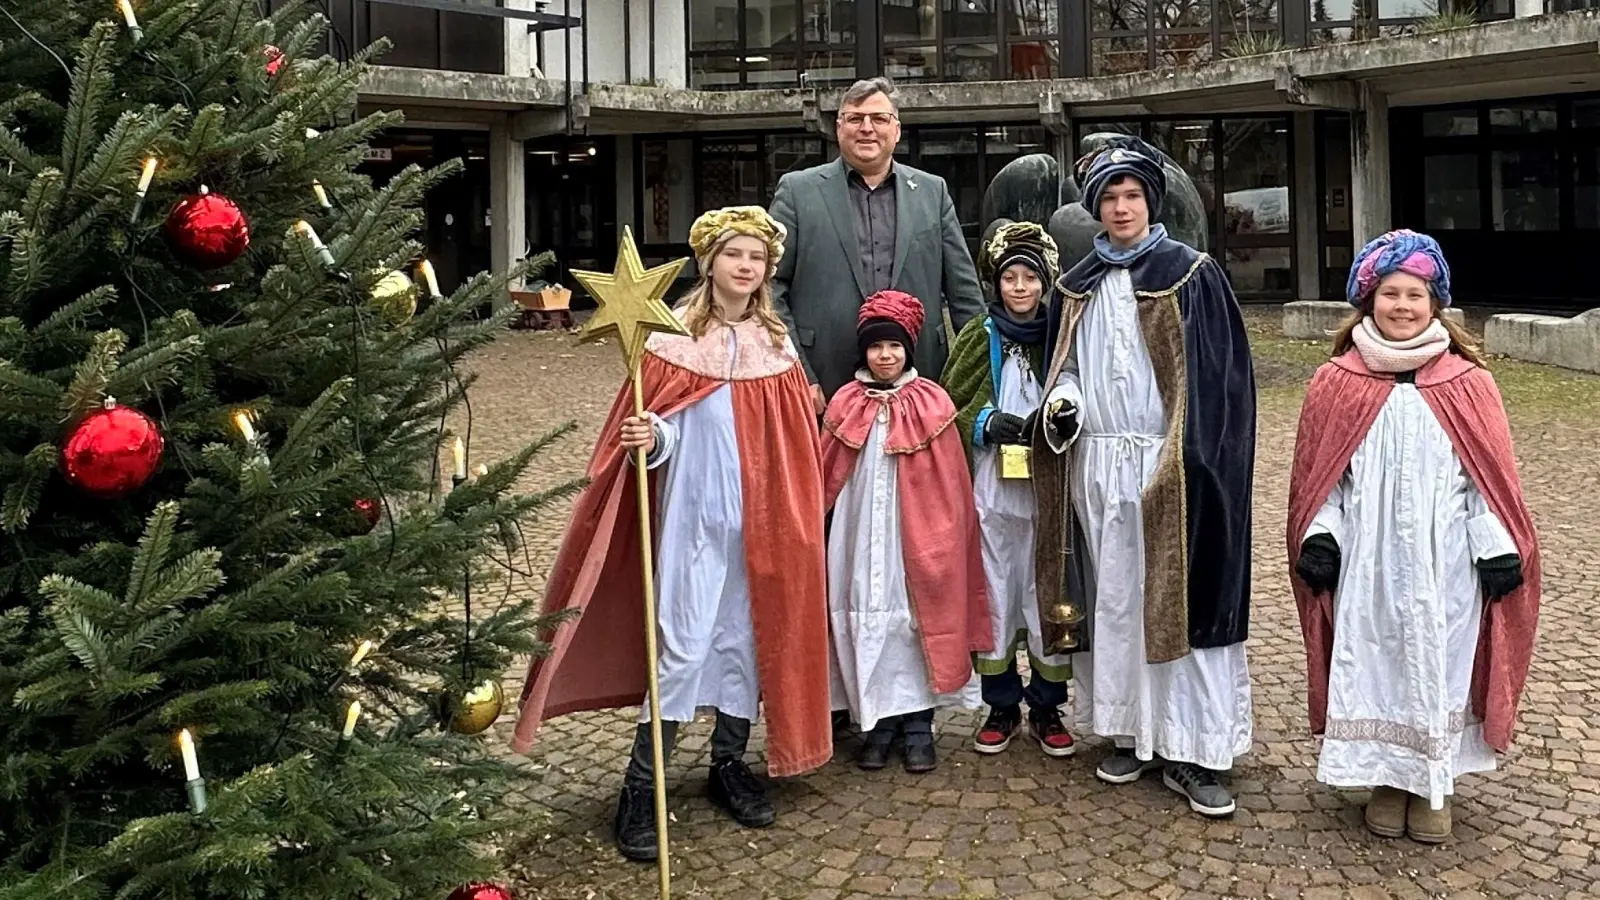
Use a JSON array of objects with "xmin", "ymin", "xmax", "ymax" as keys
[{"xmin": 1093, "ymin": 224, "xmax": 1168, "ymax": 268}]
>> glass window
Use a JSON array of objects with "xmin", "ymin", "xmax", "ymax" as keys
[
  {"xmin": 1491, "ymin": 148, "xmax": 1559, "ymax": 231},
  {"xmin": 883, "ymin": 0, "xmax": 936, "ymax": 43},
  {"xmin": 1575, "ymin": 147, "xmax": 1600, "ymax": 229},
  {"xmin": 1092, "ymin": 36, "xmax": 1149, "ymax": 74},
  {"xmin": 745, "ymin": 53, "xmax": 802, "ymax": 88},
  {"xmin": 884, "ymin": 44, "xmax": 941, "ymax": 81},
  {"xmin": 805, "ymin": 0, "xmax": 855, "ymax": 43},
  {"xmin": 1221, "ymin": 118, "xmax": 1290, "ymax": 235},
  {"xmin": 1489, "ymin": 103, "xmax": 1559, "ymax": 134},
  {"xmin": 1310, "ymin": 0, "xmax": 1357, "ymax": 20},
  {"xmin": 767, "ymin": 135, "xmax": 825, "ymax": 196},
  {"xmin": 944, "ymin": 43, "xmax": 1000, "ymax": 80},
  {"xmin": 1225, "ymin": 246, "xmax": 1293, "ymax": 294},
  {"xmin": 1320, "ymin": 114, "xmax": 1352, "ymax": 233},
  {"xmin": 692, "ymin": 0, "xmax": 740, "ymax": 51},
  {"xmin": 640, "ymin": 139, "xmax": 695, "ymax": 246},
  {"xmin": 744, "ymin": 0, "xmax": 800, "ymax": 49},
  {"xmin": 918, "ymin": 128, "xmax": 983, "ymax": 241},
  {"xmin": 1422, "ymin": 109, "xmax": 1479, "ymax": 137},
  {"xmin": 1310, "ymin": 25, "xmax": 1354, "ymax": 44},
  {"xmin": 1009, "ymin": 0, "xmax": 1058, "ymax": 35},
  {"xmin": 1422, "ymin": 153, "xmax": 1480, "ymax": 230},
  {"xmin": 1093, "ymin": 0, "xmax": 1145, "ymax": 31},
  {"xmin": 1150, "ymin": 120, "xmax": 1217, "ymax": 223},
  {"xmin": 943, "ymin": 0, "xmax": 998, "ymax": 40},
  {"xmin": 1156, "ymin": 33, "xmax": 1214, "ymax": 67},
  {"xmin": 802, "ymin": 48, "xmax": 856, "ymax": 87},
  {"xmin": 1156, "ymin": 0, "xmax": 1212, "ymax": 28},
  {"xmin": 1217, "ymin": 0, "xmax": 1275, "ymax": 31},
  {"xmin": 985, "ymin": 125, "xmax": 1050, "ymax": 169},
  {"xmin": 1322, "ymin": 244, "xmax": 1353, "ymax": 300},
  {"xmin": 1377, "ymin": 0, "xmax": 1431, "ymax": 16},
  {"xmin": 698, "ymin": 139, "xmax": 764, "ymax": 211},
  {"xmin": 690, "ymin": 54, "xmax": 742, "ymax": 89},
  {"xmin": 1009, "ymin": 40, "xmax": 1059, "ymax": 79},
  {"xmin": 1572, "ymin": 98, "xmax": 1600, "ymax": 130}
]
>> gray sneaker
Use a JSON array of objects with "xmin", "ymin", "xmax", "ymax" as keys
[
  {"xmin": 1095, "ymin": 748, "xmax": 1163, "ymax": 784},
  {"xmin": 1162, "ymin": 762, "xmax": 1236, "ymax": 817}
]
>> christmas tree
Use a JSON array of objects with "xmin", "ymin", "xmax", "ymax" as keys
[{"xmin": 0, "ymin": 1, "xmax": 572, "ymax": 897}]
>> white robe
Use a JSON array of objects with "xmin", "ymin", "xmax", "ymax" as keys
[
  {"xmin": 636, "ymin": 333, "xmax": 760, "ymax": 725},
  {"xmin": 827, "ymin": 375, "xmax": 979, "ymax": 732},
  {"xmin": 973, "ymin": 345, "xmax": 1072, "ymax": 681},
  {"xmin": 1043, "ymin": 268, "xmax": 1253, "ymax": 770},
  {"xmin": 1304, "ymin": 380, "xmax": 1515, "ymax": 809}
]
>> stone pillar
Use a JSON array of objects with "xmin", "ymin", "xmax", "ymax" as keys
[
  {"xmin": 1350, "ymin": 84, "xmax": 1390, "ymax": 247},
  {"xmin": 488, "ymin": 119, "xmax": 526, "ymax": 309},
  {"xmin": 615, "ymin": 137, "xmax": 636, "ymax": 240},
  {"xmin": 1291, "ymin": 111, "xmax": 1321, "ymax": 301}
]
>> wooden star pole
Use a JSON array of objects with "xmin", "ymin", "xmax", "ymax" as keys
[{"xmin": 570, "ymin": 227, "xmax": 689, "ymax": 899}]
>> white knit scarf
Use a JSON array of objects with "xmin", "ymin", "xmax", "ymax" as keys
[{"xmin": 1350, "ymin": 316, "xmax": 1451, "ymax": 374}]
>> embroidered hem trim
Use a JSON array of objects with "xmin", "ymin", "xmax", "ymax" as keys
[{"xmin": 1324, "ymin": 709, "xmax": 1480, "ymax": 761}]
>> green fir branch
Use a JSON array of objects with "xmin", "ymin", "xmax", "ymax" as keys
[
  {"xmin": 59, "ymin": 23, "xmax": 118, "ymax": 188},
  {"xmin": 1, "ymin": 443, "xmax": 61, "ymax": 532},
  {"xmin": 59, "ymin": 329, "xmax": 125, "ymax": 419},
  {"xmin": 34, "ymin": 285, "xmax": 116, "ymax": 336}
]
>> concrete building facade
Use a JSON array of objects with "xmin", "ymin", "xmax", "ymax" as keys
[{"xmin": 340, "ymin": 1, "xmax": 1600, "ymax": 327}]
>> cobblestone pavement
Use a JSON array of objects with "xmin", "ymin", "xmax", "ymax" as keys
[{"xmin": 456, "ymin": 309, "xmax": 1600, "ymax": 900}]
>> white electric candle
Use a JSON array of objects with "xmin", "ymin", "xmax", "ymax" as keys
[
  {"xmin": 311, "ymin": 180, "xmax": 331, "ymax": 209},
  {"xmin": 342, "ymin": 701, "xmax": 361, "ymax": 739},
  {"xmin": 136, "ymin": 157, "xmax": 157, "ymax": 195},
  {"xmin": 349, "ymin": 639, "xmax": 374, "ymax": 669},
  {"xmin": 452, "ymin": 437, "xmax": 466, "ymax": 479},
  {"xmin": 418, "ymin": 260, "xmax": 441, "ymax": 298},
  {"xmin": 294, "ymin": 220, "xmax": 325, "ymax": 250},
  {"xmin": 178, "ymin": 729, "xmax": 199, "ymax": 781},
  {"xmin": 117, "ymin": 0, "xmax": 138, "ymax": 29},
  {"xmin": 232, "ymin": 410, "xmax": 256, "ymax": 443}
]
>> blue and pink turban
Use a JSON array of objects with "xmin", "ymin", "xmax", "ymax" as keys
[{"xmin": 1346, "ymin": 229, "xmax": 1452, "ymax": 308}]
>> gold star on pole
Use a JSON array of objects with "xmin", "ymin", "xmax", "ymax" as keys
[{"xmin": 571, "ymin": 227, "xmax": 690, "ymax": 370}]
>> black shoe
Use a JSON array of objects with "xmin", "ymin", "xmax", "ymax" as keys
[
  {"xmin": 903, "ymin": 736, "xmax": 938, "ymax": 774},
  {"xmin": 613, "ymin": 782, "xmax": 659, "ymax": 861},
  {"xmin": 831, "ymin": 710, "xmax": 853, "ymax": 741},
  {"xmin": 708, "ymin": 758, "xmax": 776, "ymax": 828},
  {"xmin": 974, "ymin": 705, "xmax": 1023, "ymax": 754},
  {"xmin": 858, "ymin": 722, "xmax": 896, "ymax": 770}
]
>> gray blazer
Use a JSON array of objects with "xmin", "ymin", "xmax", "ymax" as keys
[{"xmin": 769, "ymin": 158, "xmax": 985, "ymax": 398}]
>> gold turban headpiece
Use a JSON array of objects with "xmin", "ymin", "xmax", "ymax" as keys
[
  {"xmin": 980, "ymin": 221, "xmax": 1061, "ymax": 284},
  {"xmin": 688, "ymin": 206, "xmax": 787, "ymax": 274}
]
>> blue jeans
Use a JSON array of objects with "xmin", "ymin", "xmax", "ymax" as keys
[{"xmin": 980, "ymin": 660, "xmax": 1067, "ymax": 712}]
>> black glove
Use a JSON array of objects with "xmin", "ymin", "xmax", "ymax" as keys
[
  {"xmin": 1049, "ymin": 404, "xmax": 1078, "ymax": 441},
  {"xmin": 1476, "ymin": 554, "xmax": 1524, "ymax": 602},
  {"xmin": 984, "ymin": 412, "xmax": 1028, "ymax": 445},
  {"xmin": 1296, "ymin": 532, "xmax": 1341, "ymax": 595}
]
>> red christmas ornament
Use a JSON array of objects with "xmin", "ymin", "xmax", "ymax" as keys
[
  {"xmin": 446, "ymin": 884, "xmax": 513, "ymax": 900},
  {"xmin": 353, "ymin": 497, "xmax": 381, "ymax": 532},
  {"xmin": 61, "ymin": 403, "xmax": 164, "ymax": 497},
  {"xmin": 263, "ymin": 45, "xmax": 285, "ymax": 77},
  {"xmin": 165, "ymin": 187, "xmax": 250, "ymax": 269}
]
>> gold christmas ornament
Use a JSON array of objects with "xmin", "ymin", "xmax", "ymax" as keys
[
  {"xmin": 448, "ymin": 678, "xmax": 505, "ymax": 736},
  {"xmin": 370, "ymin": 269, "xmax": 418, "ymax": 324}
]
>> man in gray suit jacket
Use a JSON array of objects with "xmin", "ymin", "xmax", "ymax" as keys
[{"xmin": 770, "ymin": 77, "xmax": 986, "ymax": 413}]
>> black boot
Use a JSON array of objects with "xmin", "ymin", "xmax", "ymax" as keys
[
  {"xmin": 857, "ymin": 718, "xmax": 897, "ymax": 770},
  {"xmin": 613, "ymin": 782, "xmax": 659, "ymax": 861},
  {"xmin": 902, "ymin": 708, "xmax": 937, "ymax": 774},
  {"xmin": 708, "ymin": 758, "xmax": 776, "ymax": 827}
]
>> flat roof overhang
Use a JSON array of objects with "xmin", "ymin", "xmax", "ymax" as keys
[{"xmin": 358, "ymin": 11, "xmax": 1600, "ymax": 134}]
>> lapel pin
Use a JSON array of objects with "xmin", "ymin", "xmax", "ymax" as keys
[{"xmin": 908, "ymin": 178, "xmax": 918, "ymax": 190}]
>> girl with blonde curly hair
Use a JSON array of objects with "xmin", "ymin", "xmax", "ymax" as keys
[{"xmin": 514, "ymin": 206, "xmax": 832, "ymax": 862}]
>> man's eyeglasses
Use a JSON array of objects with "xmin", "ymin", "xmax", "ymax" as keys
[{"xmin": 839, "ymin": 112, "xmax": 897, "ymax": 129}]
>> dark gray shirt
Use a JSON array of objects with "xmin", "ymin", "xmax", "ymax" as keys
[{"xmin": 847, "ymin": 167, "xmax": 897, "ymax": 295}]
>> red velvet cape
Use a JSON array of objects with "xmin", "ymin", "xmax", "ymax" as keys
[
  {"xmin": 1286, "ymin": 349, "xmax": 1541, "ymax": 752},
  {"xmin": 820, "ymin": 376, "xmax": 993, "ymax": 693},
  {"xmin": 511, "ymin": 337, "xmax": 832, "ymax": 778}
]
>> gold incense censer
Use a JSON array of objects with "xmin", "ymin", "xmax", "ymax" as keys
[
  {"xmin": 999, "ymin": 444, "xmax": 1032, "ymax": 479},
  {"xmin": 1043, "ymin": 600, "xmax": 1085, "ymax": 654}
]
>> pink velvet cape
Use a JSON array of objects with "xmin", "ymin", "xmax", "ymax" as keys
[
  {"xmin": 819, "ymin": 376, "xmax": 993, "ymax": 693},
  {"xmin": 511, "ymin": 322, "xmax": 832, "ymax": 778},
  {"xmin": 1286, "ymin": 349, "xmax": 1541, "ymax": 752}
]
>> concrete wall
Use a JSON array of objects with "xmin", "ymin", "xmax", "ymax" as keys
[
  {"xmin": 531, "ymin": 0, "xmax": 689, "ymax": 88},
  {"xmin": 1485, "ymin": 309, "xmax": 1600, "ymax": 373}
]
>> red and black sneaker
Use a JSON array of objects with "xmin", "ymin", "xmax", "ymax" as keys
[
  {"xmin": 973, "ymin": 706, "xmax": 1022, "ymax": 754},
  {"xmin": 1028, "ymin": 706, "xmax": 1076, "ymax": 757}
]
